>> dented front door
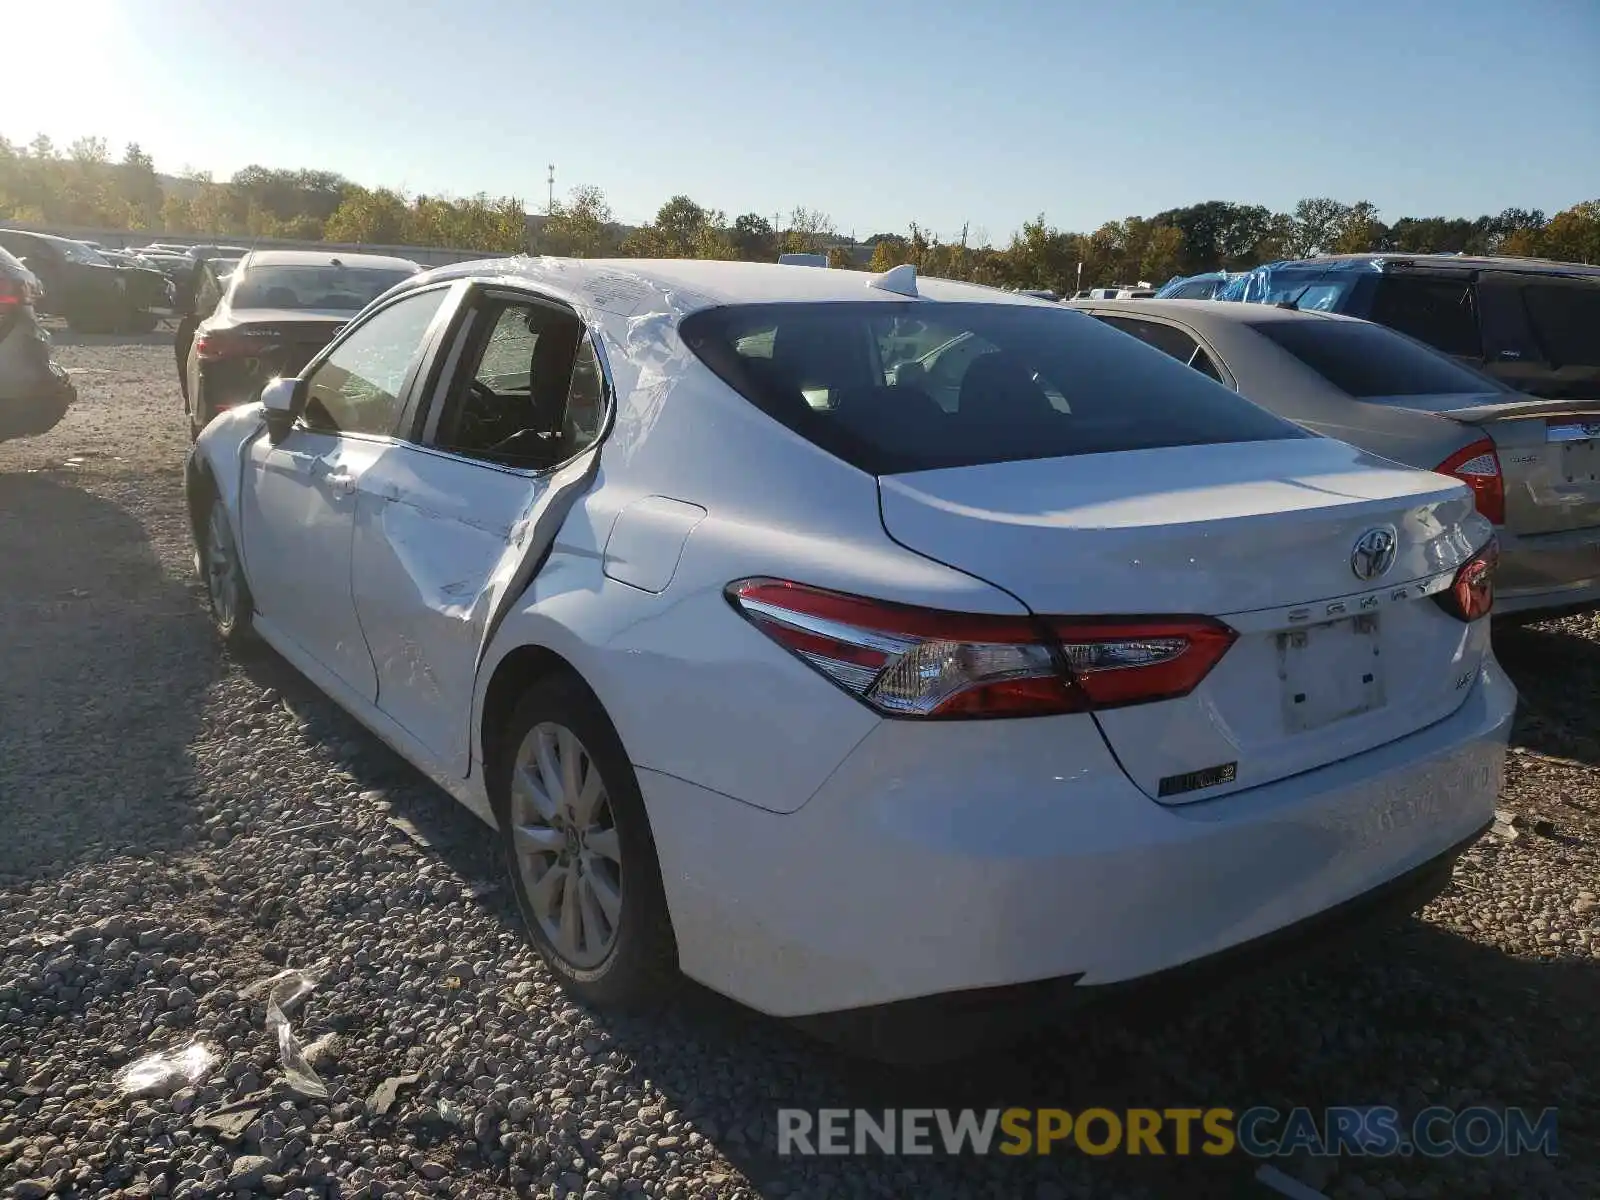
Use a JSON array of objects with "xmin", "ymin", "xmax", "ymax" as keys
[{"xmin": 349, "ymin": 444, "xmax": 599, "ymax": 777}]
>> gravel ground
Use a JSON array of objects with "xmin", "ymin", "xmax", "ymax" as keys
[{"xmin": 0, "ymin": 329, "xmax": 1596, "ymax": 1200}]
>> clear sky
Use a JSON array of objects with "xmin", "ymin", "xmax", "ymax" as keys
[{"xmin": 8, "ymin": 0, "xmax": 1598, "ymax": 241}]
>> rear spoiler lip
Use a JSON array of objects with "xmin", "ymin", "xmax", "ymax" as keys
[{"xmin": 1381, "ymin": 394, "xmax": 1600, "ymax": 426}]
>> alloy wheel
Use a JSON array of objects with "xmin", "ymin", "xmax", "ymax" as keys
[
  {"xmin": 509, "ymin": 721, "xmax": 624, "ymax": 970},
  {"xmin": 205, "ymin": 504, "xmax": 239, "ymax": 630}
]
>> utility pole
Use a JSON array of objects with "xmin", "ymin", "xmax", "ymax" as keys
[{"xmin": 547, "ymin": 164, "xmax": 556, "ymax": 213}]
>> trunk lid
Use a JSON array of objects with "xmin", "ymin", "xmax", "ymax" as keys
[
  {"xmin": 227, "ymin": 309, "xmax": 351, "ymax": 376},
  {"xmin": 1386, "ymin": 391, "xmax": 1600, "ymax": 537},
  {"xmin": 878, "ymin": 437, "xmax": 1493, "ymax": 803}
]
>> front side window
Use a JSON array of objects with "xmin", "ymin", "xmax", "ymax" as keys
[
  {"xmin": 57, "ymin": 240, "xmax": 107, "ymax": 266},
  {"xmin": 302, "ymin": 289, "xmax": 446, "ymax": 435},
  {"xmin": 1369, "ymin": 275, "xmax": 1482, "ymax": 358},
  {"xmin": 1250, "ymin": 318, "xmax": 1507, "ymax": 398},
  {"xmin": 427, "ymin": 296, "xmax": 605, "ymax": 469},
  {"xmin": 681, "ymin": 301, "xmax": 1307, "ymax": 475}
]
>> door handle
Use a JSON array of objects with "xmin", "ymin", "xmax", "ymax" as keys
[{"xmin": 323, "ymin": 470, "xmax": 357, "ymax": 495}]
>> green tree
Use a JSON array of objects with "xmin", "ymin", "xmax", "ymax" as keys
[
  {"xmin": 1539, "ymin": 200, "xmax": 1600, "ymax": 264},
  {"xmin": 1288, "ymin": 197, "xmax": 1350, "ymax": 258},
  {"xmin": 1332, "ymin": 200, "xmax": 1385, "ymax": 253},
  {"xmin": 730, "ymin": 212, "xmax": 775, "ymax": 260},
  {"xmin": 323, "ymin": 185, "xmax": 409, "ymax": 244},
  {"xmin": 539, "ymin": 184, "xmax": 616, "ymax": 257}
]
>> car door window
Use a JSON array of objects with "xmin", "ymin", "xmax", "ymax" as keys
[
  {"xmin": 1520, "ymin": 283, "xmax": 1600, "ymax": 368},
  {"xmin": 427, "ymin": 296, "xmax": 605, "ymax": 469},
  {"xmin": 302, "ymin": 289, "xmax": 446, "ymax": 436},
  {"xmin": 1369, "ymin": 276, "xmax": 1482, "ymax": 358}
]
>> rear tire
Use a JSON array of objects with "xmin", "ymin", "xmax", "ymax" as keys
[{"xmin": 493, "ymin": 674, "xmax": 678, "ymax": 1009}]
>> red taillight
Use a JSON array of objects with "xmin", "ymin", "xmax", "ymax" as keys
[
  {"xmin": 727, "ymin": 579, "xmax": 1237, "ymax": 719},
  {"xmin": 0, "ymin": 279, "xmax": 23, "ymax": 307},
  {"xmin": 1433, "ymin": 537, "xmax": 1498, "ymax": 622},
  {"xmin": 195, "ymin": 329, "xmax": 271, "ymax": 361},
  {"xmin": 1436, "ymin": 438, "xmax": 1505, "ymax": 525}
]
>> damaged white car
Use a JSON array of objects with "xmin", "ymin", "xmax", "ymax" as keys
[{"xmin": 186, "ymin": 257, "xmax": 1514, "ymax": 1061}]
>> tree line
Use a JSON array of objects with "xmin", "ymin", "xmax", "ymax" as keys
[{"xmin": 3, "ymin": 134, "xmax": 1596, "ymax": 292}]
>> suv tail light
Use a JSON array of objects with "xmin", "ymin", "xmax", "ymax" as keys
[
  {"xmin": 1436, "ymin": 439, "xmax": 1505, "ymax": 525},
  {"xmin": 0, "ymin": 277, "xmax": 24, "ymax": 308},
  {"xmin": 1433, "ymin": 538, "xmax": 1498, "ymax": 622},
  {"xmin": 727, "ymin": 579, "xmax": 1237, "ymax": 718}
]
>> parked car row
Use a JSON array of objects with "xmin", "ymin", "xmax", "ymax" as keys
[
  {"xmin": 1163, "ymin": 253, "xmax": 1600, "ymax": 401},
  {"xmin": 1067, "ymin": 298, "xmax": 1600, "ymax": 620},
  {"xmin": 184, "ymin": 255, "xmax": 1514, "ymax": 1060},
  {"xmin": 0, "ymin": 228, "xmax": 171, "ymax": 333}
]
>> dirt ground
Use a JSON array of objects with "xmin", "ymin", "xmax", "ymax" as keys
[{"xmin": 0, "ymin": 329, "xmax": 1596, "ymax": 1200}]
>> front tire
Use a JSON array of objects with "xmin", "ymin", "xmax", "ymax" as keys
[
  {"xmin": 494, "ymin": 675, "xmax": 678, "ymax": 1008},
  {"xmin": 198, "ymin": 496, "xmax": 255, "ymax": 645}
]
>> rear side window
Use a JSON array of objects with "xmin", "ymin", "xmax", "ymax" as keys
[
  {"xmin": 1369, "ymin": 275, "xmax": 1482, "ymax": 358},
  {"xmin": 1521, "ymin": 283, "xmax": 1600, "ymax": 367},
  {"xmin": 1092, "ymin": 314, "xmax": 1222, "ymax": 376},
  {"xmin": 679, "ymin": 302, "xmax": 1308, "ymax": 474},
  {"xmin": 1250, "ymin": 318, "xmax": 1507, "ymax": 398}
]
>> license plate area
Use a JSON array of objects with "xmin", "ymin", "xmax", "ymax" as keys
[
  {"xmin": 1277, "ymin": 614, "xmax": 1385, "ymax": 734},
  {"xmin": 1559, "ymin": 437, "xmax": 1598, "ymax": 484}
]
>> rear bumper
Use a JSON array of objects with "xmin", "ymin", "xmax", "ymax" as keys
[
  {"xmin": 1496, "ymin": 525, "xmax": 1600, "ymax": 616},
  {"xmin": 0, "ymin": 365, "xmax": 75, "ymax": 441},
  {"xmin": 795, "ymin": 820, "xmax": 1486, "ymax": 1063},
  {"xmin": 640, "ymin": 655, "xmax": 1515, "ymax": 1024}
]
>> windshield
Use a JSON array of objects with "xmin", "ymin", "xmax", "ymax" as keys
[
  {"xmin": 58, "ymin": 240, "xmax": 109, "ymax": 266},
  {"xmin": 229, "ymin": 264, "xmax": 416, "ymax": 312},
  {"xmin": 681, "ymin": 301, "xmax": 1308, "ymax": 475},
  {"xmin": 1250, "ymin": 319, "xmax": 1509, "ymax": 398}
]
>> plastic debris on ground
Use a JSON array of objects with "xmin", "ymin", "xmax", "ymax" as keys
[
  {"xmin": 263, "ymin": 967, "xmax": 330, "ymax": 1099},
  {"xmin": 114, "ymin": 1042, "xmax": 219, "ymax": 1098}
]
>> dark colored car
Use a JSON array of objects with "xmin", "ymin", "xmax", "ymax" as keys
[
  {"xmin": 0, "ymin": 229, "xmax": 171, "ymax": 334},
  {"xmin": 179, "ymin": 249, "xmax": 420, "ymax": 438},
  {"xmin": 1217, "ymin": 254, "xmax": 1600, "ymax": 402},
  {"xmin": 0, "ymin": 246, "xmax": 76, "ymax": 442}
]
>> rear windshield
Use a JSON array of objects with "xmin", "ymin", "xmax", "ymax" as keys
[
  {"xmin": 679, "ymin": 301, "xmax": 1309, "ymax": 474},
  {"xmin": 230, "ymin": 264, "xmax": 414, "ymax": 312},
  {"xmin": 1250, "ymin": 318, "xmax": 1507, "ymax": 398}
]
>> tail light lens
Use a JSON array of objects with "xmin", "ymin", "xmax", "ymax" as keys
[
  {"xmin": 0, "ymin": 278, "xmax": 23, "ymax": 308},
  {"xmin": 1433, "ymin": 538, "xmax": 1498, "ymax": 622},
  {"xmin": 1436, "ymin": 438, "xmax": 1505, "ymax": 525},
  {"xmin": 727, "ymin": 579, "xmax": 1237, "ymax": 719},
  {"xmin": 195, "ymin": 329, "xmax": 275, "ymax": 361}
]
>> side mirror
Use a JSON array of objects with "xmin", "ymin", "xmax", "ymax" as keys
[{"xmin": 260, "ymin": 376, "xmax": 305, "ymax": 444}]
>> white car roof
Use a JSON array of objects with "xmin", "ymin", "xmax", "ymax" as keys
[{"xmin": 405, "ymin": 256, "xmax": 1050, "ymax": 325}]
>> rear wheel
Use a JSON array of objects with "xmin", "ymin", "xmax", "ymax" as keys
[
  {"xmin": 198, "ymin": 496, "xmax": 254, "ymax": 645},
  {"xmin": 495, "ymin": 675, "xmax": 678, "ymax": 1008}
]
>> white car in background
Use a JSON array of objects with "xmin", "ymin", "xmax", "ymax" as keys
[{"xmin": 186, "ymin": 257, "xmax": 1514, "ymax": 1061}]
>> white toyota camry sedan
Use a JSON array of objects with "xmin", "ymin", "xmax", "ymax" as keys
[{"xmin": 186, "ymin": 256, "xmax": 1515, "ymax": 1061}]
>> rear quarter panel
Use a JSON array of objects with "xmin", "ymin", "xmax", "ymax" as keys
[{"xmin": 475, "ymin": 357, "xmax": 1029, "ymax": 815}]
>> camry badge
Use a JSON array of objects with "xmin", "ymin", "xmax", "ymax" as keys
[{"xmin": 1351, "ymin": 527, "xmax": 1398, "ymax": 582}]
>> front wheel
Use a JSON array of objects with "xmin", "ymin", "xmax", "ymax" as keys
[
  {"xmin": 198, "ymin": 497, "xmax": 255, "ymax": 645},
  {"xmin": 495, "ymin": 675, "xmax": 678, "ymax": 1008}
]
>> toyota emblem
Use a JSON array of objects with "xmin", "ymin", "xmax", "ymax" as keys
[{"xmin": 1351, "ymin": 527, "xmax": 1398, "ymax": 582}]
